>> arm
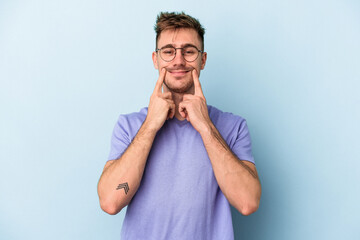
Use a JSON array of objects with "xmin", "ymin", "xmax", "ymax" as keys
[
  {"xmin": 97, "ymin": 68, "xmax": 175, "ymax": 215},
  {"xmin": 200, "ymin": 123, "xmax": 261, "ymax": 215},
  {"xmin": 179, "ymin": 70, "xmax": 261, "ymax": 215},
  {"xmin": 97, "ymin": 122, "xmax": 158, "ymax": 215}
]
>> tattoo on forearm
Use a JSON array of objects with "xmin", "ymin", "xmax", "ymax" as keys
[{"xmin": 116, "ymin": 182, "xmax": 129, "ymax": 194}]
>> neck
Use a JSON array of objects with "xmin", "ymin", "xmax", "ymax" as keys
[
  {"xmin": 172, "ymin": 92, "xmax": 187, "ymax": 120},
  {"xmin": 163, "ymin": 90, "xmax": 193, "ymax": 121}
]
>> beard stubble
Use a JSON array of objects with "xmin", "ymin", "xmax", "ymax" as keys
[{"xmin": 164, "ymin": 76, "xmax": 194, "ymax": 94}]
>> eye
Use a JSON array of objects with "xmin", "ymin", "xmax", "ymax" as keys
[
  {"xmin": 162, "ymin": 48, "xmax": 175, "ymax": 55},
  {"xmin": 184, "ymin": 47, "xmax": 197, "ymax": 55}
]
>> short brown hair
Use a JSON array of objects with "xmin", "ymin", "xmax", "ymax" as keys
[{"xmin": 154, "ymin": 12, "xmax": 205, "ymax": 50}]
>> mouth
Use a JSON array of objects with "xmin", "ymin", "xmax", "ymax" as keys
[
  {"xmin": 167, "ymin": 68, "xmax": 193, "ymax": 78},
  {"xmin": 169, "ymin": 70, "xmax": 190, "ymax": 77}
]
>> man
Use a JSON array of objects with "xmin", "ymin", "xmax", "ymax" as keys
[{"xmin": 98, "ymin": 12, "xmax": 261, "ymax": 239}]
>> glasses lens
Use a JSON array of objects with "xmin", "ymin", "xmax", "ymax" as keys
[
  {"xmin": 160, "ymin": 47, "xmax": 176, "ymax": 61},
  {"xmin": 183, "ymin": 46, "xmax": 199, "ymax": 62},
  {"xmin": 159, "ymin": 46, "xmax": 200, "ymax": 62}
]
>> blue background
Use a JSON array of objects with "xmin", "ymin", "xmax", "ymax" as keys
[{"xmin": 1, "ymin": 0, "xmax": 359, "ymax": 239}]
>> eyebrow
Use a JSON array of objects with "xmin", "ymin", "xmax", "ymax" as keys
[{"xmin": 159, "ymin": 43, "xmax": 199, "ymax": 49}]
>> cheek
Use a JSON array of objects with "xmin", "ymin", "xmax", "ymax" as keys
[
  {"xmin": 195, "ymin": 64, "xmax": 202, "ymax": 72},
  {"xmin": 200, "ymin": 61, "xmax": 205, "ymax": 70},
  {"xmin": 196, "ymin": 59, "xmax": 204, "ymax": 69},
  {"xmin": 158, "ymin": 61, "xmax": 169, "ymax": 70}
]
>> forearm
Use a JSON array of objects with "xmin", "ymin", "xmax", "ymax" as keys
[
  {"xmin": 97, "ymin": 121, "xmax": 157, "ymax": 215},
  {"xmin": 200, "ymin": 122, "xmax": 261, "ymax": 215}
]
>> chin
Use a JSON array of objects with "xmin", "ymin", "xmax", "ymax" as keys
[{"xmin": 164, "ymin": 78, "xmax": 193, "ymax": 93}]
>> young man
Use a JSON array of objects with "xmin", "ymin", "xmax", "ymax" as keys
[{"xmin": 98, "ymin": 12, "xmax": 261, "ymax": 239}]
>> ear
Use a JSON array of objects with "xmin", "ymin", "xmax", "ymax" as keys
[
  {"xmin": 152, "ymin": 51, "xmax": 159, "ymax": 69},
  {"xmin": 200, "ymin": 52, "xmax": 207, "ymax": 70}
]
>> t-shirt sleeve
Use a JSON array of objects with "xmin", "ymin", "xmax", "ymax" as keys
[
  {"xmin": 231, "ymin": 119, "xmax": 255, "ymax": 164},
  {"xmin": 107, "ymin": 115, "xmax": 132, "ymax": 161}
]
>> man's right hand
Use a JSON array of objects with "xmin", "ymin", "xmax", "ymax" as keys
[
  {"xmin": 144, "ymin": 68, "xmax": 175, "ymax": 132},
  {"xmin": 98, "ymin": 69, "xmax": 173, "ymax": 215}
]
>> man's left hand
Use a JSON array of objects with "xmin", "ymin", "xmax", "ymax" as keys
[{"xmin": 179, "ymin": 69, "xmax": 212, "ymax": 134}]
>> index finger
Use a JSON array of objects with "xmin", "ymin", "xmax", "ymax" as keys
[
  {"xmin": 154, "ymin": 68, "xmax": 166, "ymax": 94},
  {"xmin": 192, "ymin": 69, "xmax": 204, "ymax": 97}
]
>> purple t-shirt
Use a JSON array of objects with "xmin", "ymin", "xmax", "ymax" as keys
[{"xmin": 108, "ymin": 105, "xmax": 254, "ymax": 240}]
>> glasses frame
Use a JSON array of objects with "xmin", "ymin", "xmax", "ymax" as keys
[{"xmin": 156, "ymin": 46, "xmax": 204, "ymax": 62}]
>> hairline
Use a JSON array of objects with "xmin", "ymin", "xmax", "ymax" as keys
[{"xmin": 156, "ymin": 27, "xmax": 204, "ymax": 51}]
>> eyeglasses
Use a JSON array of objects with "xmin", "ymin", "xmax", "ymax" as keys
[{"xmin": 156, "ymin": 46, "xmax": 203, "ymax": 62}]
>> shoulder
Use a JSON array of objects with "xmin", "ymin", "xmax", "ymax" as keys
[
  {"xmin": 118, "ymin": 107, "xmax": 148, "ymax": 123},
  {"xmin": 114, "ymin": 107, "xmax": 148, "ymax": 135},
  {"xmin": 208, "ymin": 105, "xmax": 246, "ymax": 127},
  {"xmin": 207, "ymin": 105, "xmax": 251, "ymax": 146}
]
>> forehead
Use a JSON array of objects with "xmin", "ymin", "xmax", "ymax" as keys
[{"xmin": 157, "ymin": 28, "xmax": 201, "ymax": 48}]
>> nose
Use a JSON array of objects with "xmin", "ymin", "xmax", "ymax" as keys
[{"xmin": 172, "ymin": 49, "xmax": 186, "ymax": 66}]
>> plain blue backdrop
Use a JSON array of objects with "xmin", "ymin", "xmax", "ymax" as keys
[{"xmin": 1, "ymin": 0, "xmax": 359, "ymax": 239}]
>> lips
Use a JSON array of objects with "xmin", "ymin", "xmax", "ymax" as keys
[
  {"xmin": 167, "ymin": 68, "xmax": 193, "ymax": 78},
  {"xmin": 169, "ymin": 70, "xmax": 190, "ymax": 77}
]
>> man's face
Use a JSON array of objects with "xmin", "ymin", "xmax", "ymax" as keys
[{"xmin": 152, "ymin": 28, "xmax": 207, "ymax": 94}]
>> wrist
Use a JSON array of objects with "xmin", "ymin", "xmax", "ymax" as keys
[
  {"xmin": 198, "ymin": 120, "xmax": 215, "ymax": 138},
  {"xmin": 142, "ymin": 118, "xmax": 161, "ymax": 134}
]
